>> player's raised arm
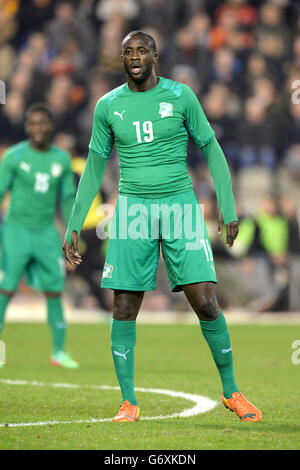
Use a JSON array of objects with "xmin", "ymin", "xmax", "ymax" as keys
[
  {"xmin": 183, "ymin": 85, "xmax": 238, "ymax": 247},
  {"xmin": 63, "ymin": 97, "xmax": 113, "ymax": 266}
]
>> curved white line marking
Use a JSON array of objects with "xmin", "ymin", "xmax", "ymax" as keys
[{"xmin": 0, "ymin": 379, "xmax": 217, "ymax": 427}]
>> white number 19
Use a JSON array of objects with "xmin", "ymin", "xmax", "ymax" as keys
[{"xmin": 133, "ymin": 121, "xmax": 154, "ymax": 143}]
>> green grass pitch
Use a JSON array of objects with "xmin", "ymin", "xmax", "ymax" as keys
[{"xmin": 0, "ymin": 321, "xmax": 299, "ymax": 450}]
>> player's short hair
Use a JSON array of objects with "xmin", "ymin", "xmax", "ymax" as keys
[
  {"xmin": 122, "ymin": 30, "xmax": 157, "ymax": 53},
  {"xmin": 26, "ymin": 103, "xmax": 53, "ymax": 122}
]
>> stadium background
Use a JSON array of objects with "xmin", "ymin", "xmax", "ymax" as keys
[{"xmin": 0, "ymin": 0, "xmax": 300, "ymax": 319}]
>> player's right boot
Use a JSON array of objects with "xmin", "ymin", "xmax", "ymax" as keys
[
  {"xmin": 222, "ymin": 392, "xmax": 262, "ymax": 422},
  {"xmin": 112, "ymin": 400, "xmax": 140, "ymax": 422},
  {"xmin": 50, "ymin": 351, "xmax": 79, "ymax": 369}
]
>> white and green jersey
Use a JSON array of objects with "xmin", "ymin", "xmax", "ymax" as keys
[
  {"xmin": 0, "ymin": 141, "xmax": 76, "ymax": 228},
  {"xmin": 89, "ymin": 77, "xmax": 215, "ymax": 197}
]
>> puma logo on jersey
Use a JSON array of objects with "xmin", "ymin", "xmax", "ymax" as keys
[
  {"xmin": 20, "ymin": 162, "xmax": 31, "ymax": 173},
  {"xmin": 114, "ymin": 110, "xmax": 125, "ymax": 120},
  {"xmin": 113, "ymin": 350, "xmax": 130, "ymax": 360},
  {"xmin": 222, "ymin": 348, "xmax": 232, "ymax": 354}
]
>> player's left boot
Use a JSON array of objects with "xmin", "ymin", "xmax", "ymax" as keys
[
  {"xmin": 112, "ymin": 400, "xmax": 140, "ymax": 422},
  {"xmin": 50, "ymin": 351, "xmax": 79, "ymax": 369},
  {"xmin": 0, "ymin": 363, "xmax": 4, "ymax": 369},
  {"xmin": 222, "ymin": 392, "xmax": 262, "ymax": 422}
]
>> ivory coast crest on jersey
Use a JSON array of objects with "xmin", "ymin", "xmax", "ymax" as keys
[{"xmin": 159, "ymin": 102, "xmax": 173, "ymax": 118}]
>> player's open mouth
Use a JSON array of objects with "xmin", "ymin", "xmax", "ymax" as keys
[{"xmin": 131, "ymin": 64, "xmax": 142, "ymax": 75}]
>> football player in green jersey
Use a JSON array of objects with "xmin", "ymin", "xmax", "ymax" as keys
[
  {"xmin": 64, "ymin": 31, "xmax": 262, "ymax": 421},
  {"xmin": 0, "ymin": 103, "xmax": 79, "ymax": 369}
]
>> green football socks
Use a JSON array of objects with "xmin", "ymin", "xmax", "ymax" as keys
[
  {"xmin": 111, "ymin": 318, "xmax": 138, "ymax": 406},
  {"xmin": 47, "ymin": 297, "xmax": 66, "ymax": 354},
  {"xmin": 0, "ymin": 293, "xmax": 10, "ymax": 334},
  {"xmin": 200, "ymin": 311, "xmax": 239, "ymax": 399}
]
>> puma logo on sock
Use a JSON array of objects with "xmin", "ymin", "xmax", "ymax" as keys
[{"xmin": 113, "ymin": 350, "xmax": 130, "ymax": 360}]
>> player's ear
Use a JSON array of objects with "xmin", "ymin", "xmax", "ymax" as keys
[{"xmin": 153, "ymin": 52, "xmax": 158, "ymax": 65}]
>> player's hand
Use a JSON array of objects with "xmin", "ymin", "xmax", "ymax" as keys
[
  {"xmin": 218, "ymin": 211, "xmax": 239, "ymax": 248},
  {"xmin": 65, "ymin": 259, "xmax": 77, "ymax": 272},
  {"xmin": 63, "ymin": 230, "xmax": 82, "ymax": 267}
]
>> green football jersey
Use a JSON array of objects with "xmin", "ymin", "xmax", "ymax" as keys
[
  {"xmin": 65, "ymin": 76, "xmax": 238, "ymax": 244},
  {"xmin": 0, "ymin": 140, "xmax": 76, "ymax": 228},
  {"xmin": 89, "ymin": 77, "xmax": 215, "ymax": 197}
]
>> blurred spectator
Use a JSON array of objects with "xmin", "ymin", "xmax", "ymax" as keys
[
  {"xmin": 241, "ymin": 52, "xmax": 275, "ymax": 95},
  {"xmin": 246, "ymin": 51, "xmax": 268, "ymax": 79},
  {"xmin": 95, "ymin": 0, "xmax": 140, "ymax": 23},
  {"xmin": 0, "ymin": 90, "xmax": 26, "ymax": 143},
  {"xmin": 236, "ymin": 97, "xmax": 276, "ymax": 169},
  {"xmin": 17, "ymin": 33, "xmax": 53, "ymax": 103},
  {"xmin": 278, "ymin": 144, "xmax": 300, "ymax": 204},
  {"xmin": 22, "ymin": 32, "xmax": 53, "ymax": 72},
  {"xmin": 8, "ymin": 66, "xmax": 32, "ymax": 98},
  {"xmin": 210, "ymin": 0, "xmax": 257, "ymax": 52},
  {"xmin": 282, "ymin": 101, "xmax": 300, "ymax": 154},
  {"xmin": 138, "ymin": 0, "xmax": 196, "ymax": 37},
  {"xmin": 189, "ymin": 12, "xmax": 211, "ymax": 48},
  {"xmin": 280, "ymin": 195, "xmax": 300, "ymax": 311},
  {"xmin": 214, "ymin": 0, "xmax": 257, "ymax": 28},
  {"xmin": 46, "ymin": 0, "xmax": 97, "ymax": 68},
  {"xmin": 0, "ymin": 0, "xmax": 19, "ymax": 44},
  {"xmin": 255, "ymin": 1, "xmax": 291, "ymax": 50},
  {"xmin": 0, "ymin": 37, "xmax": 16, "ymax": 81},
  {"xmin": 250, "ymin": 77, "xmax": 278, "ymax": 109},
  {"xmin": 210, "ymin": 47, "xmax": 243, "ymax": 89},
  {"xmin": 291, "ymin": 34, "xmax": 300, "ymax": 72},
  {"xmin": 17, "ymin": 0, "xmax": 54, "ymax": 44},
  {"xmin": 255, "ymin": 30, "xmax": 288, "ymax": 79},
  {"xmin": 247, "ymin": 195, "xmax": 289, "ymax": 312},
  {"xmin": 97, "ymin": 14, "xmax": 127, "ymax": 87},
  {"xmin": 46, "ymin": 75, "xmax": 83, "ymax": 135},
  {"xmin": 201, "ymin": 82, "xmax": 239, "ymax": 168},
  {"xmin": 166, "ymin": 26, "xmax": 211, "ymax": 92}
]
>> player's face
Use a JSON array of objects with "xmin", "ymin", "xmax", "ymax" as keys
[
  {"xmin": 122, "ymin": 36, "xmax": 157, "ymax": 83},
  {"xmin": 25, "ymin": 111, "xmax": 54, "ymax": 147}
]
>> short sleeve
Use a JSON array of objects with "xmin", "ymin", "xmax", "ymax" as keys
[
  {"xmin": 88, "ymin": 98, "xmax": 114, "ymax": 159},
  {"xmin": 183, "ymin": 85, "xmax": 215, "ymax": 148}
]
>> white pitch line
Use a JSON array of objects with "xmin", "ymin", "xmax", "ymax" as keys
[{"xmin": 0, "ymin": 379, "xmax": 217, "ymax": 428}]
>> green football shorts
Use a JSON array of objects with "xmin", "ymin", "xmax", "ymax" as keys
[
  {"xmin": 101, "ymin": 191, "xmax": 217, "ymax": 292},
  {"xmin": 0, "ymin": 221, "xmax": 65, "ymax": 292}
]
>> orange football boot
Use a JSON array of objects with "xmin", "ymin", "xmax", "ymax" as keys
[
  {"xmin": 222, "ymin": 392, "xmax": 262, "ymax": 422},
  {"xmin": 112, "ymin": 400, "xmax": 140, "ymax": 422}
]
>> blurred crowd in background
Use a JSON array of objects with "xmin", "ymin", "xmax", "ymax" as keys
[{"xmin": 0, "ymin": 0, "xmax": 300, "ymax": 313}]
